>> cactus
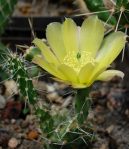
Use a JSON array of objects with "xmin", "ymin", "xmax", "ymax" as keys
[
  {"xmin": 24, "ymin": 46, "xmax": 94, "ymax": 147},
  {"xmin": 0, "ymin": 0, "xmax": 17, "ymax": 35},
  {"xmin": 37, "ymin": 107, "xmax": 93, "ymax": 147},
  {"xmin": 0, "ymin": 0, "xmax": 18, "ymax": 76},
  {"xmin": 0, "ymin": 47, "xmax": 94, "ymax": 147},
  {"xmin": 0, "ymin": 1, "xmax": 94, "ymax": 147},
  {"xmin": 0, "ymin": 16, "xmax": 93, "ymax": 148},
  {"xmin": 23, "ymin": 12, "xmax": 126, "ymax": 146},
  {"xmin": 84, "ymin": 0, "xmax": 117, "ymax": 25},
  {"xmin": 75, "ymin": 88, "xmax": 91, "ymax": 125},
  {"xmin": 2, "ymin": 52, "xmax": 37, "ymax": 104},
  {"xmin": 84, "ymin": 0, "xmax": 129, "ymax": 30}
]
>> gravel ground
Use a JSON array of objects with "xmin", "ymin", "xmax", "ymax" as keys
[{"xmin": 0, "ymin": 77, "xmax": 129, "ymax": 149}]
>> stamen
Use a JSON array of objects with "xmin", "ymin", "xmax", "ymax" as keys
[{"xmin": 63, "ymin": 51, "xmax": 96, "ymax": 73}]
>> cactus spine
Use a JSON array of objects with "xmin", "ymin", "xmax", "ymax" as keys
[
  {"xmin": 2, "ymin": 52, "xmax": 37, "ymax": 104},
  {"xmin": 84, "ymin": 0, "xmax": 129, "ymax": 30}
]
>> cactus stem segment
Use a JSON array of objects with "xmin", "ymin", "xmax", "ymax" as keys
[{"xmin": 75, "ymin": 88, "xmax": 91, "ymax": 125}]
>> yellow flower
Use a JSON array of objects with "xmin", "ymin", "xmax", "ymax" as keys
[{"xmin": 31, "ymin": 16, "xmax": 126, "ymax": 88}]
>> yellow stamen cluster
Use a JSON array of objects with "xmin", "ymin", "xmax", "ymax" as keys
[{"xmin": 63, "ymin": 51, "xmax": 96, "ymax": 73}]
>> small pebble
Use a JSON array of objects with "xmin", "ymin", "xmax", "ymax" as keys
[
  {"xmin": 11, "ymin": 119, "xmax": 16, "ymax": 124},
  {"xmin": 4, "ymin": 80, "xmax": 18, "ymax": 98},
  {"xmin": 106, "ymin": 125, "xmax": 114, "ymax": 134},
  {"xmin": 0, "ymin": 95, "xmax": 6, "ymax": 109},
  {"xmin": 27, "ymin": 130, "xmax": 39, "ymax": 140},
  {"xmin": 8, "ymin": 138, "xmax": 19, "ymax": 149}
]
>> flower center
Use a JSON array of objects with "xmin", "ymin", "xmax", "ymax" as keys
[{"xmin": 63, "ymin": 51, "xmax": 96, "ymax": 73}]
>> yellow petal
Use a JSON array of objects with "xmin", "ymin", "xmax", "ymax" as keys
[
  {"xmin": 78, "ymin": 63, "xmax": 95, "ymax": 85},
  {"xmin": 46, "ymin": 22, "xmax": 66, "ymax": 60},
  {"xmin": 62, "ymin": 18, "xmax": 78, "ymax": 53},
  {"xmin": 71, "ymin": 83, "xmax": 87, "ymax": 88},
  {"xmin": 58, "ymin": 64, "xmax": 78, "ymax": 83},
  {"xmin": 89, "ymin": 32, "xmax": 126, "ymax": 83},
  {"xmin": 33, "ymin": 56, "xmax": 67, "ymax": 80},
  {"xmin": 96, "ymin": 31, "xmax": 126, "ymax": 68},
  {"xmin": 33, "ymin": 38, "xmax": 59, "ymax": 65},
  {"xmin": 80, "ymin": 16, "xmax": 104, "ymax": 57},
  {"xmin": 96, "ymin": 70, "xmax": 124, "ymax": 81}
]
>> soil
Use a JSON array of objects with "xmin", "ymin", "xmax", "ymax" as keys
[{"xmin": 0, "ymin": 77, "xmax": 129, "ymax": 149}]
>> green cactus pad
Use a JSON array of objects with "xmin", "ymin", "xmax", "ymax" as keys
[{"xmin": 6, "ymin": 54, "xmax": 37, "ymax": 104}]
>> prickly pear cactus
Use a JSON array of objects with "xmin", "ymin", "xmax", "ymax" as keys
[
  {"xmin": 84, "ymin": 0, "xmax": 117, "ymax": 25},
  {"xmin": 0, "ymin": 0, "xmax": 17, "ymax": 35},
  {"xmin": 24, "ymin": 46, "xmax": 94, "ymax": 147},
  {"xmin": 0, "ymin": 43, "xmax": 94, "ymax": 147},
  {"xmin": 84, "ymin": 0, "xmax": 129, "ymax": 30},
  {"xmin": 2, "ymin": 51, "xmax": 37, "ymax": 104},
  {"xmin": 36, "ymin": 106, "xmax": 93, "ymax": 147}
]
